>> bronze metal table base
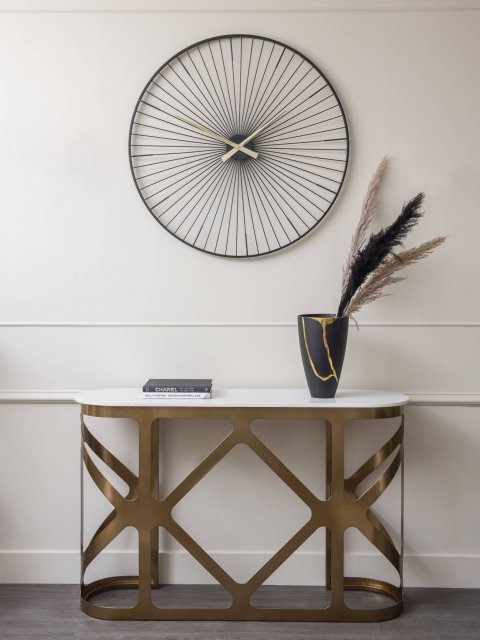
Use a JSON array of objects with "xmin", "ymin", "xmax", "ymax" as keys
[{"xmin": 80, "ymin": 404, "xmax": 404, "ymax": 622}]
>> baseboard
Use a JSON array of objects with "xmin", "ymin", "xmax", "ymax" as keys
[{"xmin": 1, "ymin": 551, "xmax": 479, "ymax": 588}]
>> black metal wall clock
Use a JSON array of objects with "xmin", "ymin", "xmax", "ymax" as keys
[{"xmin": 129, "ymin": 34, "xmax": 349, "ymax": 257}]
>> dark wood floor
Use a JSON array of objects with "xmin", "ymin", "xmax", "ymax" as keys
[{"xmin": 0, "ymin": 585, "xmax": 479, "ymax": 639}]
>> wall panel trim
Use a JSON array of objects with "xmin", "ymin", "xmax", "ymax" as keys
[
  {"xmin": 1, "ymin": 1, "xmax": 480, "ymax": 13},
  {"xmin": 0, "ymin": 321, "xmax": 478, "ymax": 327},
  {"xmin": 0, "ymin": 391, "xmax": 478, "ymax": 405}
]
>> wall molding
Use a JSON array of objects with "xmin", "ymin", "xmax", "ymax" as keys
[
  {"xmin": 0, "ymin": 390, "xmax": 479, "ymax": 406},
  {"xmin": 1, "ymin": 550, "xmax": 479, "ymax": 588},
  {"xmin": 1, "ymin": 1, "xmax": 480, "ymax": 13},
  {"xmin": 0, "ymin": 321, "xmax": 478, "ymax": 327}
]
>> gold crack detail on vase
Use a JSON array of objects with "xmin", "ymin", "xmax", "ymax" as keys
[{"xmin": 301, "ymin": 317, "xmax": 339, "ymax": 383}]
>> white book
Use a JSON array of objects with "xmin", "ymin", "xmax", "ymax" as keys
[{"xmin": 142, "ymin": 392, "xmax": 212, "ymax": 399}]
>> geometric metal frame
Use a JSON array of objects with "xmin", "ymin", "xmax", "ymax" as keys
[{"xmin": 81, "ymin": 403, "xmax": 403, "ymax": 622}]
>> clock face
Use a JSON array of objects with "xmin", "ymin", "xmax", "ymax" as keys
[{"xmin": 129, "ymin": 34, "xmax": 349, "ymax": 258}]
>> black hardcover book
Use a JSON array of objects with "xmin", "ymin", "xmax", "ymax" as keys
[{"xmin": 143, "ymin": 378, "xmax": 212, "ymax": 393}]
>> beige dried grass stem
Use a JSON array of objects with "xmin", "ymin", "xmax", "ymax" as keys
[
  {"xmin": 344, "ymin": 236, "xmax": 446, "ymax": 316},
  {"xmin": 341, "ymin": 156, "xmax": 388, "ymax": 296}
]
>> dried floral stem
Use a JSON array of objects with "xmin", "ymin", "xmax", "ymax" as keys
[
  {"xmin": 338, "ymin": 193, "xmax": 425, "ymax": 317},
  {"xmin": 344, "ymin": 236, "xmax": 447, "ymax": 316},
  {"xmin": 341, "ymin": 156, "xmax": 388, "ymax": 296}
]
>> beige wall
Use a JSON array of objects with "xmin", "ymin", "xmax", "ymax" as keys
[{"xmin": 0, "ymin": 0, "xmax": 479, "ymax": 586}]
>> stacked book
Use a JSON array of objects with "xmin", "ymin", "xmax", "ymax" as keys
[{"xmin": 142, "ymin": 379, "xmax": 212, "ymax": 399}]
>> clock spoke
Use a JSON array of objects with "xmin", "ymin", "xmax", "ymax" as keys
[
  {"xmin": 249, "ymin": 71, "xmax": 321, "ymax": 136},
  {"xmin": 133, "ymin": 148, "xmax": 220, "ymax": 174},
  {"xmin": 255, "ymin": 109, "xmax": 343, "ymax": 144},
  {"xmin": 191, "ymin": 46, "xmax": 235, "ymax": 138},
  {"xmin": 132, "ymin": 133, "xmax": 223, "ymax": 146},
  {"xmin": 242, "ymin": 38, "xmax": 265, "ymax": 140},
  {"xmin": 144, "ymin": 154, "xmax": 221, "ymax": 201},
  {"xmin": 132, "ymin": 147, "xmax": 221, "ymax": 169},
  {"xmin": 167, "ymin": 57, "xmax": 232, "ymax": 139},
  {"xmin": 192, "ymin": 161, "xmax": 235, "ymax": 246},
  {"xmin": 262, "ymin": 135, "xmax": 348, "ymax": 145},
  {"xmin": 213, "ymin": 161, "xmax": 237, "ymax": 254},
  {"xmin": 237, "ymin": 37, "xmax": 243, "ymax": 140},
  {"xmin": 137, "ymin": 100, "xmax": 224, "ymax": 139},
  {"xmin": 206, "ymin": 41, "xmax": 236, "ymax": 137},
  {"xmin": 253, "ymin": 157, "xmax": 325, "ymax": 217},
  {"xmin": 242, "ymin": 41, "xmax": 277, "ymax": 136},
  {"xmin": 239, "ymin": 37, "xmax": 254, "ymax": 135},
  {"xmin": 189, "ymin": 47, "xmax": 236, "ymax": 137},
  {"xmin": 137, "ymin": 152, "xmax": 221, "ymax": 191},
  {"xmin": 244, "ymin": 49, "xmax": 299, "ymax": 135},
  {"xmin": 253, "ymin": 89, "xmax": 334, "ymax": 140},
  {"xmin": 247, "ymin": 160, "xmax": 317, "ymax": 229},
  {"xmin": 154, "ymin": 72, "xmax": 229, "ymax": 140},
  {"xmin": 256, "ymin": 144, "xmax": 347, "ymax": 152},
  {"xmin": 131, "ymin": 149, "xmax": 223, "ymax": 158},
  {"xmin": 257, "ymin": 117, "xmax": 346, "ymax": 144},
  {"xmin": 245, "ymin": 161, "xmax": 301, "ymax": 241},
  {"xmin": 229, "ymin": 37, "xmax": 239, "ymax": 135},
  {"xmin": 242, "ymin": 163, "xmax": 258, "ymax": 256},
  {"xmin": 201, "ymin": 161, "xmax": 237, "ymax": 250},
  {"xmin": 259, "ymin": 156, "xmax": 333, "ymax": 207},
  {"xmin": 255, "ymin": 149, "xmax": 347, "ymax": 166},
  {"xmin": 244, "ymin": 161, "xmax": 293, "ymax": 246},
  {"xmin": 166, "ymin": 163, "xmax": 228, "ymax": 231},
  {"xmin": 218, "ymin": 39, "xmax": 238, "ymax": 140},
  {"xmin": 247, "ymin": 60, "xmax": 312, "ymax": 133},
  {"xmin": 257, "ymin": 155, "xmax": 341, "ymax": 195},
  {"xmin": 154, "ymin": 157, "xmax": 226, "ymax": 214},
  {"xmin": 258, "ymin": 150, "xmax": 343, "ymax": 183},
  {"xmin": 145, "ymin": 87, "xmax": 225, "ymax": 144},
  {"xmin": 177, "ymin": 162, "xmax": 232, "ymax": 239},
  {"xmin": 134, "ymin": 116, "xmax": 225, "ymax": 145},
  {"xmin": 223, "ymin": 163, "xmax": 238, "ymax": 255},
  {"xmin": 244, "ymin": 45, "xmax": 287, "ymax": 138},
  {"xmin": 243, "ymin": 162, "xmax": 271, "ymax": 253}
]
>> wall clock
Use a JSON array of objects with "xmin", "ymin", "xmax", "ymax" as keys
[{"xmin": 129, "ymin": 34, "xmax": 349, "ymax": 257}]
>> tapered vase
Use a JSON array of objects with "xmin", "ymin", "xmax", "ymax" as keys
[{"xmin": 298, "ymin": 313, "xmax": 349, "ymax": 398}]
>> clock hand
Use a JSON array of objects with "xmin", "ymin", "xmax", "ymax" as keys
[
  {"xmin": 174, "ymin": 115, "xmax": 258, "ymax": 159},
  {"xmin": 221, "ymin": 111, "xmax": 286, "ymax": 162}
]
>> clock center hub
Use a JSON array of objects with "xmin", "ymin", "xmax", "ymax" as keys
[{"xmin": 227, "ymin": 134, "xmax": 254, "ymax": 161}]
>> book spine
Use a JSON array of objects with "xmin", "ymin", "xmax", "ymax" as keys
[
  {"xmin": 142, "ymin": 392, "xmax": 212, "ymax": 399},
  {"xmin": 143, "ymin": 387, "xmax": 211, "ymax": 393}
]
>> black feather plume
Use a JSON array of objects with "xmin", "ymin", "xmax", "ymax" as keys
[{"xmin": 337, "ymin": 193, "xmax": 425, "ymax": 317}]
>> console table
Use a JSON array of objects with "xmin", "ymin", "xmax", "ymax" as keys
[{"xmin": 76, "ymin": 388, "xmax": 408, "ymax": 622}]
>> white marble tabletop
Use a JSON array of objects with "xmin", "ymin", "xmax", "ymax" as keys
[{"xmin": 75, "ymin": 388, "xmax": 409, "ymax": 408}]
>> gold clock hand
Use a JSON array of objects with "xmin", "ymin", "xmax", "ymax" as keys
[
  {"xmin": 221, "ymin": 111, "xmax": 286, "ymax": 162},
  {"xmin": 174, "ymin": 115, "xmax": 258, "ymax": 159}
]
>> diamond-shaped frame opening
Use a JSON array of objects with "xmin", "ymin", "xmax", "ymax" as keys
[
  {"xmin": 152, "ymin": 527, "xmax": 233, "ymax": 609},
  {"xmin": 250, "ymin": 418, "xmax": 327, "ymax": 499},
  {"xmin": 344, "ymin": 527, "xmax": 401, "ymax": 611},
  {"xmin": 171, "ymin": 443, "xmax": 312, "ymax": 584},
  {"xmin": 249, "ymin": 528, "xmax": 331, "ymax": 610},
  {"xmin": 84, "ymin": 526, "xmax": 139, "ymax": 609},
  {"xmin": 157, "ymin": 418, "xmax": 233, "ymax": 500}
]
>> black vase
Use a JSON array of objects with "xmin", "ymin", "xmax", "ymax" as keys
[{"xmin": 298, "ymin": 314, "xmax": 349, "ymax": 398}]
